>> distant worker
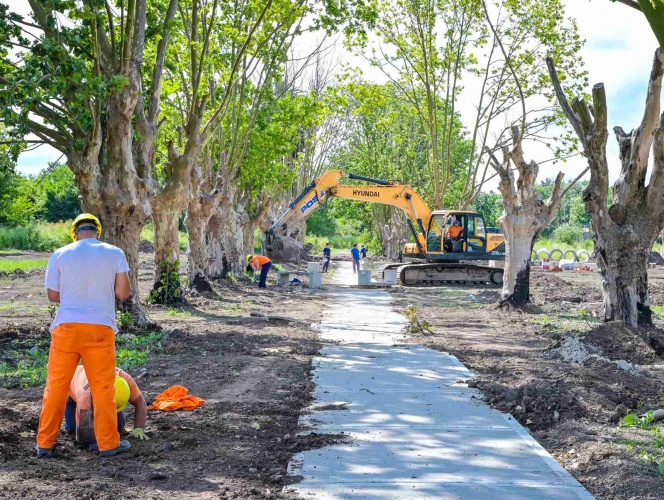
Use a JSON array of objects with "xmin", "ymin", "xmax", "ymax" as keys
[
  {"xmin": 65, "ymin": 365, "xmax": 149, "ymax": 447},
  {"xmin": 247, "ymin": 254, "xmax": 272, "ymax": 288},
  {"xmin": 446, "ymin": 219, "xmax": 464, "ymax": 252},
  {"xmin": 351, "ymin": 244, "xmax": 361, "ymax": 274},
  {"xmin": 322, "ymin": 243, "xmax": 331, "ymax": 273},
  {"xmin": 37, "ymin": 214, "xmax": 132, "ymax": 458},
  {"xmin": 360, "ymin": 244, "xmax": 368, "ymax": 260}
]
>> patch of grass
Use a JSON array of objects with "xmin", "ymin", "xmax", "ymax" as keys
[
  {"xmin": 0, "ymin": 221, "xmax": 71, "ymax": 251},
  {"xmin": 166, "ymin": 308, "xmax": 192, "ymax": 319},
  {"xmin": 0, "ymin": 259, "xmax": 48, "ymax": 273},
  {"xmin": 653, "ymin": 306, "xmax": 664, "ymax": 319},
  {"xmin": 0, "ymin": 349, "xmax": 49, "ymax": 387}
]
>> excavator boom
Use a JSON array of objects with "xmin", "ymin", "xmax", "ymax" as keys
[{"xmin": 265, "ymin": 170, "xmax": 432, "ymax": 261}]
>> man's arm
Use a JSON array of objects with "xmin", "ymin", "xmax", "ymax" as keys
[
  {"xmin": 47, "ymin": 289, "xmax": 60, "ymax": 303},
  {"xmin": 131, "ymin": 394, "xmax": 148, "ymax": 429},
  {"xmin": 115, "ymin": 272, "xmax": 130, "ymax": 301}
]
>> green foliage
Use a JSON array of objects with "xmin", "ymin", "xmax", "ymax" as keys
[
  {"xmin": 115, "ymin": 311, "xmax": 135, "ymax": 331},
  {"xmin": 554, "ymin": 224, "xmax": 584, "ymax": 245},
  {"xmin": 403, "ymin": 305, "xmax": 433, "ymax": 334},
  {"xmin": 307, "ymin": 205, "xmax": 338, "ymax": 237},
  {"xmin": 471, "ymin": 192, "xmax": 503, "ymax": 228},
  {"xmin": 0, "ymin": 259, "xmax": 48, "ymax": 273},
  {"xmin": 0, "ymin": 221, "xmax": 71, "ymax": 251},
  {"xmin": 0, "ymin": 165, "xmax": 80, "ymax": 226},
  {"xmin": 0, "ymin": 348, "xmax": 49, "ymax": 388},
  {"xmin": 116, "ymin": 349, "xmax": 149, "ymax": 370},
  {"xmin": 149, "ymin": 259, "xmax": 182, "ymax": 304}
]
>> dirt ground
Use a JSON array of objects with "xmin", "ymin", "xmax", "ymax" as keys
[
  {"xmin": 374, "ymin": 258, "xmax": 664, "ymax": 500},
  {"xmin": 4, "ymin": 249, "xmax": 664, "ymax": 500},
  {"xmin": 0, "ymin": 249, "xmax": 333, "ymax": 500}
]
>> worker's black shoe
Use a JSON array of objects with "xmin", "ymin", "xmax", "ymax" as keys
[
  {"xmin": 35, "ymin": 446, "xmax": 53, "ymax": 458},
  {"xmin": 100, "ymin": 440, "xmax": 131, "ymax": 457}
]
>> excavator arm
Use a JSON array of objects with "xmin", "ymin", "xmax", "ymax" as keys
[{"xmin": 265, "ymin": 170, "xmax": 432, "ymax": 260}]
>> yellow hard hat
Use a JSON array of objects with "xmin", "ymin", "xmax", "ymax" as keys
[
  {"xmin": 71, "ymin": 213, "xmax": 102, "ymax": 241},
  {"xmin": 246, "ymin": 254, "xmax": 253, "ymax": 263},
  {"xmin": 115, "ymin": 376, "xmax": 131, "ymax": 412}
]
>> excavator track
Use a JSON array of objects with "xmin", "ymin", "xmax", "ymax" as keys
[{"xmin": 379, "ymin": 262, "xmax": 503, "ymax": 287}]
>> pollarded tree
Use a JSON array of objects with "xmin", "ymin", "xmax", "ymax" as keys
[
  {"xmin": 548, "ymin": 49, "xmax": 664, "ymax": 326},
  {"xmin": 487, "ymin": 127, "xmax": 586, "ymax": 304}
]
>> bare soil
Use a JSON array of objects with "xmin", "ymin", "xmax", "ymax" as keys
[
  {"xmin": 0, "ymin": 251, "xmax": 333, "ymax": 500},
  {"xmin": 382, "ymin": 263, "xmax": 664, "ymax": 500}
]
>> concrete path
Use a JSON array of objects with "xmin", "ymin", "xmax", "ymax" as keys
[{"xmin": 285, "ymin": 261, "xmax": 594, "ymax": 500}]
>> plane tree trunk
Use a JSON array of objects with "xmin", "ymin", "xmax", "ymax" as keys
[
  {"xmin": 185, "ymin": 165, "xmax": 223, "ymax": 292},
  {"xmin": 150, "ymin": 106, "xmax": 206, "ymax": 302},
  {"xmin": 486, "ymin": 126, "xmax": 576, "ymax": 306},
  {"xmin": 548, "ymin": 50, "xmax": 664, "ymax": 326}
]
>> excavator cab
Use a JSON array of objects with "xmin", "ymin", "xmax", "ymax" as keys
[{"xmin": 425, "ymin": 211, "xmax": 492, "ymax": 259}]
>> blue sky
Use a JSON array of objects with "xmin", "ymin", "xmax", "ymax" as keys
[{"xmin": 14, "ymin": 0, "xmax": 660, "ymax": 187}]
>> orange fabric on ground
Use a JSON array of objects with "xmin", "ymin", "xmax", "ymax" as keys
[
  {"xmin": 148, "ymin": 385, "xmax": 205, "ymax": 411},
  {"xmin": 37, "ymin": 323, "xmax": 120, "ymax": 452},
  {"xmin": 447, "ymin": 225, "xmax": 463, "ymax": 238},
  {"xmin": 251, "ymin": 255, "xmax": 271, "ymax": 269},
  {"xmin": 69, "ymin": 365, "xmax": 141, "ymax": 425}
]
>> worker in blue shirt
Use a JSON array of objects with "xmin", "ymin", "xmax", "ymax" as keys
[
  {"xmin": 322, "ymin": 243, "xmax": 331, "ymax": 272},
  {"xmin": 351, "ymin": 244, "xmax": 361, "ymax": 274}
]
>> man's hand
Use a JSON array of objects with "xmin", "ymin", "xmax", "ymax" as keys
[{"xmin": 128, "ymin": 428, "xmax": 150, "ymax": 440}]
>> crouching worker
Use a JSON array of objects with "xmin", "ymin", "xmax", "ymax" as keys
[
  {"xmin": 36, "ymin": 213, "xmax": 132, "ymax": 458},
  {"xmin": 65, "ymin": 365, "xmax": 149, "ymax": 448},
  {"xmin": 246, "ymin": 254, "xmax": 272, "ymax": 288}
]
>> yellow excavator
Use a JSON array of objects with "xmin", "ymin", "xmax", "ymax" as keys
[{"xmin": 264, "ymin": 170, "xmax": 506, "ymax": 286}]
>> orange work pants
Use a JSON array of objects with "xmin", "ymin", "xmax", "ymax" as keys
[{"xmin": 37, "ymin": 323, "xmax": 119, "ymax": 452}]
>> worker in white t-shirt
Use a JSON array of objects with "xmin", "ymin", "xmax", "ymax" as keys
[{"xmin": 36, "ymin": 214, "xmax": 132, "ymax": 458}]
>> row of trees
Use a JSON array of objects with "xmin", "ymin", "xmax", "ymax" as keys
[{"xmin": 3, "ymin": 0, "xmax": 663, "ymax": 328}]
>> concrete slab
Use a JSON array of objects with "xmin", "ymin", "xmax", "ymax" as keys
[{"xmin": 286, "ymin": 262, "xmax": 594, "ymax": 499}]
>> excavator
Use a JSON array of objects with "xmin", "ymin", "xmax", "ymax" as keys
[{"xmin": 264, "ymin": 170, "xmax": 506, "ymax": 286}]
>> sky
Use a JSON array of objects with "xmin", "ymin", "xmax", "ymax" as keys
[{"xmin": 13, "ymin": 0, "xmax": 661, "ymax": 190}]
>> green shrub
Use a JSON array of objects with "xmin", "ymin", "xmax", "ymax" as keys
[
  {"xmin": 0, "ymin": 221, "xmax": 71, "ymax": 251},
  {"xmin": 553, "ymin": 225, "xmax": 584, "ymax": 246}
]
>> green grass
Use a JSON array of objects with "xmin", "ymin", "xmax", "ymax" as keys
[
  {"xmin": 140, "ymin": 222, "xmax": 188, "ymax": 252},
  {"xmin": 0, "ymin": 329, "xmax": 168, "ymax": 388},
  {"xmin": 0, "ymin": 221, "xmax": 71, "ymax": 252},
  {"xmin": 165, "ymin": 308, "xmax": 192, "ymax": 319},
  {"xmin": 0, "ymin": 259, "xmax": 48, "ymax": 273}
]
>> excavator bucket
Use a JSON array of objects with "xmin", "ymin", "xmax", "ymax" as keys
[{"xmin": 264, "ymin": 233, "xmax": 313, "ymax": 263}]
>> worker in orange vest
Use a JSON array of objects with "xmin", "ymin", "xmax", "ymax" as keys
[
  {"xmin": 65, "ymin": 365, "xmax": 149, "ymax": 447},
  {"xmin": 246, "ymin": 254, "xmax": 272, "ymax": 288},
  {"xmin": 446, "ymin": 219, "xmax": 465, "ymax": 252}
]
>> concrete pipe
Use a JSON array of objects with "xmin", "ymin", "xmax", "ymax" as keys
[
  {"xmin": 549, "ymin": 249, "xmax": 563, "ymax": 261},
  {"xmin": 576, "ymin": 249, "xmax": 591, "ymax": 262},
  {"xmin": 563, "ymin": 250, "xmax": 578, "ymax": 262}
]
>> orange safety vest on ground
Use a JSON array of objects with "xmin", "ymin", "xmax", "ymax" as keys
[
  {"xmin": 251, "ymin": 255, "xmax": 271, "ymax": 269},
  {"xmin": 69, "ymin": 365, "xmax": 141, "ymax": 425},
  {"xmin": 447, "ymin": 225, "xmax": 464, "ymax": 238}
]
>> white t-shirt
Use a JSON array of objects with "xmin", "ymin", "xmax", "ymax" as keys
[{"xmin": 45, "ymin": 239, "xmax": 130, "ymax": 332}]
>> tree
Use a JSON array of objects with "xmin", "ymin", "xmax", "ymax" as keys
[
  {"xmin": 481, "ymin": 0, "xmax": 588, "ymax": 305},
  {"xmin": 548, "ymin": 49, "xmax": 664, "ymax": 326},
  {"xmin": 0, "ymin": 0, "xmax": 176, "ymax": 320},
  {"xmin": 487, "ymin": 127, "xmax": 585, "ymax": 304}
]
